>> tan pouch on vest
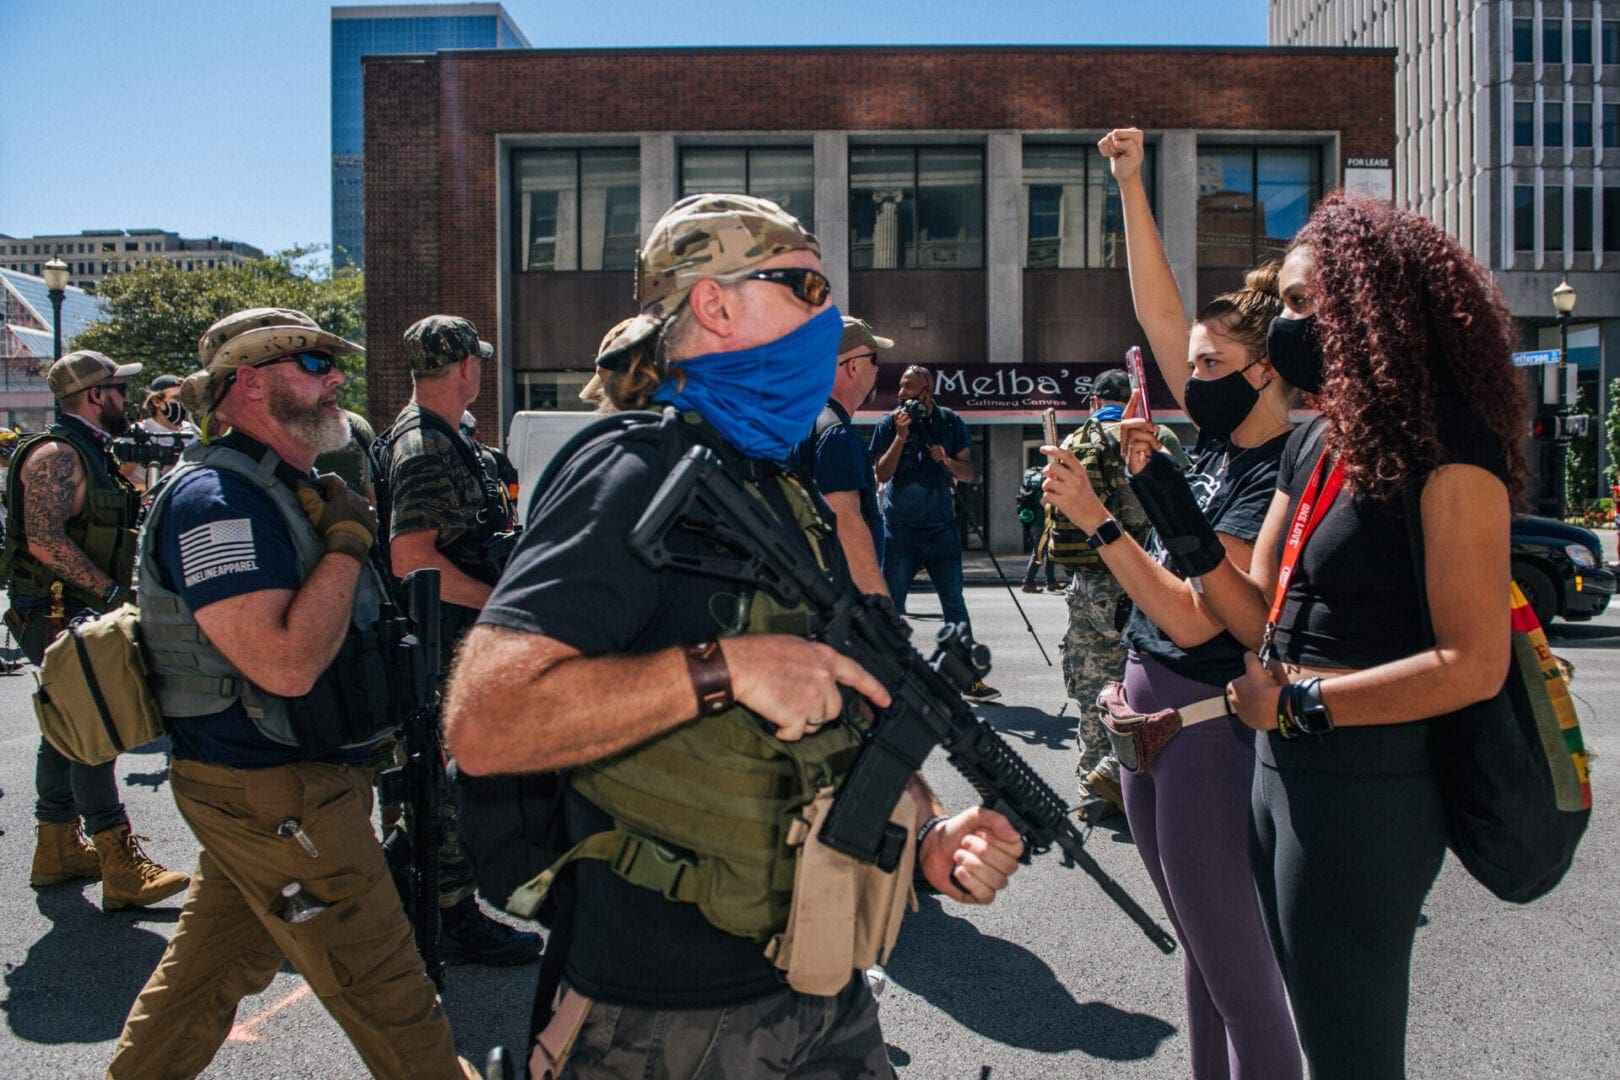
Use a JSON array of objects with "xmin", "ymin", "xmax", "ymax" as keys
[
  {"xmin": 766, "ymin": 786, "xmax": 919, "ymax": 996},
  {"xmin": 529, "ymin": 986, "xmax": 592, "ymax": 1080}
]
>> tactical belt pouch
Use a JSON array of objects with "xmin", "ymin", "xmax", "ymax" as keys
[
  {"xmin": 1096, "ymin": 683, "xmax": 1231, "ymax": 774},
  {"xmin": 34, "ymin": 604, "xmax": 165, "ymax": 766},
  {"xmin": 283, "ymin": 626, "xmax": 396, "ymax": 757},
  {"xmin": 529, "ymin": 986, "xmax": 592, "ymax": 1080},
  {"xmin": 765, "ymin": 785, "xmax": 919, "ymax": 997}
]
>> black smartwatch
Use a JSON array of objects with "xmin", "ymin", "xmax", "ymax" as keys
[{"xmin": 1085, "ymin": 518, "xmax": 1123, "ymax": 550}]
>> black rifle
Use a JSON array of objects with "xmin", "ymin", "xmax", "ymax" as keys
[
  {"xmin": 380, "ymin": 568, "xmax": 445, "ymax": 988},
  {"xmin": 110, "ymin": 426, "xmax": 188, "ymax": 469},
  {"xmin": 628, "ymin": 447, "xmax": 1177, "ymax": 955}
]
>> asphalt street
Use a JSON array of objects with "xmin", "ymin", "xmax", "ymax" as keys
[{"xmin": 1, "ymin": 534, "xmax": 1616, "ymax": 1078}]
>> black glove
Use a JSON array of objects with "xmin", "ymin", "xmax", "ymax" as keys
[{"xmin": 1128, "ymin": 451, "xmax": 1226, "ymax": 578}]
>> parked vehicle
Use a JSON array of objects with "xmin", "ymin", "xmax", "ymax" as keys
[{"xmin": 1510, "ymin": 516, "xmax": 1615, "ymax": 626}]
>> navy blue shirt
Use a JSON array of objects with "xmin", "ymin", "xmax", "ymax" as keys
[
  {"xmin": 793, "ymin": 400, "xmax": 883, "ymax": 565},
  {"xmin": 152, "ymin": 436, "xmax": 369, "ymax": 768},
  {"xmin": 869, "ymin": 404, "xmax": 972, "ymax": 529}
]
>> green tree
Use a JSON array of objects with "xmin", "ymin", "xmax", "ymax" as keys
[
  {"xmin": 72, "ymin": 250, "xmax": 367, "ymax": 412},
  {"xmin": 1608, "ymin": 377, "xmax": 1620, "ymax": 490},
  {"xmin": 1565, "ymin": 386, "xmax": 1597, "ymax": 512}
]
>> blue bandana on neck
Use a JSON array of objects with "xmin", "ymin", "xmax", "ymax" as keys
[{"xmin": 651, "ymin": 306, "xmax": 843, "ymax": 461}]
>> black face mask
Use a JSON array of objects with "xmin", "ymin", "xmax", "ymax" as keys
[
  {"xmin": 1183, "ymin": 362, "xmax": 1264, "ymax": 440},
  {"xmin": 1266, "ymin": 314, "xmax": 1324, "ymax": 393},
  {"xmin": 160, "ymin": 399, "xmax": 185, "ymax": 425}
]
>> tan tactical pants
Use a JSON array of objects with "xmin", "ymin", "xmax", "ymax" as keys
[{"xmin": 107, "ymin": 759, "xmax": 475, "ymax": 1080}]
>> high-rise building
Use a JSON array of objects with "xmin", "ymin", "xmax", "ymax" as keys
[
  {"xmin": 1271, "ymin": 0, "xmax": 1620, "ymax": 504},
  {"xmin": 331, "ymin": 3, "xmax": 530, "ymax": 269}
]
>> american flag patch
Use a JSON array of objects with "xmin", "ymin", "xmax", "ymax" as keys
[{"xmin": 179, "ymin": 518, "xmax": 259, "ymax": 588}]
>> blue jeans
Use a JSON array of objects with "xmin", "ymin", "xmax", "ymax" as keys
[{"xmin": 881, "ymin": 521, "xmax": 971, "ymax": 634}]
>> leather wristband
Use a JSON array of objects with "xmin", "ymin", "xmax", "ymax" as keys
[
  {"xmin": 684, "ymin": 640, "xmax": 734, "ymax": 717},
  {"xmin": 913, "ymin": 814, "xmax": 951, "ymax": 895}
]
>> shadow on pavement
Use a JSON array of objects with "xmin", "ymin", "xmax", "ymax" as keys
[
  {"xmin": 1548, "ymin": 623, "xmax": 1620, "ymax": 648},
  {"xmin": 885, "ymin": 895, "xmax": 1176, "ymax": 1059},
  {"xmin": 983, "ymin": 705, "xmax": 1073, "ymax": 753},
  {"xmin": 2, "ymin": 887, "xmax": 174, "ymax": 1045}
]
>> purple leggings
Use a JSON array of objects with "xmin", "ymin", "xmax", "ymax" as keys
[{"xmin": 1120, "ymin": 651, "xmax": 1301, "ymax": 1080}]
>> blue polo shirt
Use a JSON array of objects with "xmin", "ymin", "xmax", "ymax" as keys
[
  {"xmin": 793, "ymin": 400, "xmax": 884, "ymax": 565},
  {"xmin": 869, "ymin": 404, "xmax": 972, "ymax": 529}
]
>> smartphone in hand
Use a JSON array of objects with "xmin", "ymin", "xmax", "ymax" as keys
[
  {"xmin": 1042, "ymin": 407, "xmax": 1059, "ymax": 449},
  {"xmin": 1125, "ymin": 346, "xmax": 1154, "ymax": 423}
]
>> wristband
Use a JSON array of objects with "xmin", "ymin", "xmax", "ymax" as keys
[
  {"xmin": 684, "ymin": 640, "xmax": 734, "ymax": 717},
  {"xmin": 913, "ymin": 814, "xmax": 951, "ymax": 895}
]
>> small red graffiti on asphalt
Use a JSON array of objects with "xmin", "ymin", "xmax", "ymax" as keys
[{"xmin": 227, "ymin": 984, "xmax": 313, "ymax": 1043}]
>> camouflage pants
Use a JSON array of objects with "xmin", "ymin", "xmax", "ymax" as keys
[
  {"xmin": 1061, "ymin": 571, "xmax": 1128, "ymax": 791},
  {"xmin": 365, "ymin": 737, "xmax": 477, "ymax": 909},
  {"xmin": 558, "ymin": 974, "xmax": 890, "ymax": 1079}
]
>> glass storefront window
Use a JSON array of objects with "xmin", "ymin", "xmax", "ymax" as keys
[
  {"xmin": 1021, "ymin": 143, "xmax": 1155, "ymax": 268},
  {"xmin": 512, "ymin": 148, "xmax": 640, "ymax": 271},
  {"xmin": 1196, "ymin": 145, "xmax": 1322, "ymax": 269},
  {"xmin": 515, "ymin": 370, "xmax": 597, "ymax": 412},
  {"xmin": 849, "ymin": 146, "xmax": 984, "ymax": 269},
  {"xmin": 679, "ymin": 147, "xmax": 814, "ymax": 231}
]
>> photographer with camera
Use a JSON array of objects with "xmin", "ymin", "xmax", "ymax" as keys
[
  {"xmin": 870, "ymin": 364, "xmax": 998, "ymax": 702},
  {"xmin": 115, "ymin": 373, "xmax": 200, "ymax": 490}
]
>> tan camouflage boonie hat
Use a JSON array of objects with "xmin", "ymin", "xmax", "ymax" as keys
[
  {"xmin": 402, "ymin": 314, "xmax": 494, "ymax": 373},
  {"xmin": 47, "ymin": 350, "xmax": 142, "ymax": 400},
  {"xmin": 840, "ymin": 316, "xmax": 894, "ymax": 354},
  {"xmin": 184, "ymin": 307, "xmax": 361, "ymax": 413},
  {"xmin": 599, "ymin": 194, "xmax": 820, "ymax": 371}
]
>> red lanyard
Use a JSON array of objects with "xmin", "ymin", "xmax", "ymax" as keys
[{"xmin": 1258, "ymin": 451, "xmax": 1346, "ymax": 662}]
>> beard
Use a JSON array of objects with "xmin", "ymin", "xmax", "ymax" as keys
[
  {"xmin": 100, "ymin": 395, "xmax": 131, "ymax": 437},
  {"xmin": 265, "ymin": 378, "xmax": 350, "ymax": 454}
]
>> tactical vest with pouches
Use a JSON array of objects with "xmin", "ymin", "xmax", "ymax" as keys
[
  {"xmin": 136, "ymin": 441, "xmax": 395, "ymax": 755},
  {"xmin": 0, "ymin": 420, "xmax": 140, "ymax": 609},
  {"xmin": 501, "ymin": 409, "xmax": 867, "ymax": 943},
  {"xmin": 1047, "ymin": 417, "xmax": 1154, "ymax": 573}
]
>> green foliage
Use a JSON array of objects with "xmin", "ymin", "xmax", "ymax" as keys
[
  {"xmin": 1566, "ymin": 386, "xmax": 1598, "ymax": 506},
  {"xmin": 1608, "ymin": 377, "xmax": 1620, "ymax": 488},
  {"xmin": 72, "ymin": 249, "xmax": 367, "ymax": 412}
]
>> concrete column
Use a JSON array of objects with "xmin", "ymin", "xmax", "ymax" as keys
[
  {"xmin": 986, "ymin": 132, "xmax": 1023, "ymax": 363},
  {"xmin": 639, "ymin": 134, "xmax": 676, "ymax": 242},
  {"xmin": 1159, "ymin": 130, "xmax": 1199, "ymax": 317},
  {"xmin": 814, "ymin": 132, "xmax": 850, "ymax": 312},
  {"xmin": 987, "ymin": 425, "xmax": 1025, "ymax": 555}
]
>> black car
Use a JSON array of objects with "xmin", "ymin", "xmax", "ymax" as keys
[{"xmin": 1510, "ymin": 516, "xmax": 1616, "ymax": 626}]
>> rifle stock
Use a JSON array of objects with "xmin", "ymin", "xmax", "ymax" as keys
[{"xmin": 629, "ymin": 447, "xmax": 1177, "ymax": 955}]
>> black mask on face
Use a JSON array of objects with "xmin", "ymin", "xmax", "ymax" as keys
[
  {"xmin": 1266, "ymin": 314, "xmax": 1323, "ymax": 394},
  {"xmin": 160, "ymin": 399, "xmax": 185, "ymax": 426},
  {"xmin": 1183, "ymin": 361, "xmax": 1265, "ymax": 440}
]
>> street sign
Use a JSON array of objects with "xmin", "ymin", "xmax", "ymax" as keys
[{"xmin": 1513, "ymin": 349, "xmax": 1563, "ymax": 367}]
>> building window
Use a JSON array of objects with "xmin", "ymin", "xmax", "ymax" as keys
[
  {"xmin": 515, "ymin": 370, "xmax": 596, "ymax": 412},
  {"xmin": 1515, "ymin": 185, "xmax": 1536, "ymax": 250},
  {"xmin": 1574, "ymin": 102, "xmax": 1593, "ymax": 147},
  {"xmin": 1604, "ymin": 189, "xmax": 1620, "ymax": 250},
  {"xmin": 1514, "ymin": 18, "xmax": 1533, "ymax": 63},
  {"xmin": 1021, "ymin": 143, "xmax": 1156, "ymax": 269},
  {"xmin": 1196, "ymin": 146, "xmax": 1323, "ymax": 269},
  {"xmin": 1545, "ymin": 186, "xmax": 1565, "ymax": 251},
  {"xmin": 1573, "ymin": 20, "xmax": 1593, "ymax": 64},
  {"xmin": 1515, "ymin": 101, "xmax": 1535, "ymax": 146},
  {"xmin": 1573, "ymin": 187, "xmax": 1593, "ymax": 252},
  {"xmin": 1545, "ymin": 102, "xmax": 1565, "ymax": 147},
  {"xmin": 511, "ymin": 148, "xmax": 641, "ymax": 272},
  {"xmin": 1604, "ymin": 104, "xmax": 1619, "ymax": 147},
  {"xmin": 679, "ymin": 147, "xmax": 814, "ymax": 232},
  {"xmin": 1544, "ymin": 18, "xmax": 1564, "ymax": 64},
  {"xmin": 849, "ymin": 146, "xmax": 985, "ymax": 269},
  {"xmin": 1605, "ymin": 21, "xmax": 1619, "ymax": 64}
]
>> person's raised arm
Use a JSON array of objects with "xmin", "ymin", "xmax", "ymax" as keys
[
  {"xmin": 872, "ymin": 410, "xmax": 909, "ymax": 484},
  {"xmin": 1099, "ymin": 127, "xmax": 1192, "ymax": 408}
]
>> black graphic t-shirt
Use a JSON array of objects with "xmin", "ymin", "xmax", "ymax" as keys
[{"xmin": 1121, "ymin": 429, "xmax": 1290, "ymax": 686}]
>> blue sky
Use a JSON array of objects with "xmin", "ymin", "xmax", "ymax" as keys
[{"xmin": 1, "ymin": 1, "xmax": 1265, "ymax": 259}]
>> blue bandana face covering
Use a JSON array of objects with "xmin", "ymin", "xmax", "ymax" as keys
[{"xmin": 652, "ymin": 305, "xmax": 843, "ymax": 461}]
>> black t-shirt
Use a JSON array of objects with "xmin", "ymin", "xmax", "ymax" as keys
[
  {"xmin": 478, "ymin": 426, "xmax": 790, "ymax": 1009},
  {"xmin": 1121, "ymin": 430, "xmax": 1290, "ymax": 686},
  {"xmin": 1272, "ymin": 398, "xmax": 1510, "ymax": 670}
]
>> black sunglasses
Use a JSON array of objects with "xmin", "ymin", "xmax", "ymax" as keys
[
  {"xmin": 98, "ymin": 382, "xmax": 128, "ymax": 396},
  {"xmin": 842, "ymin": 352, "xmax": 879, "ymax": 369},
  {"xmin": 255, "ymin": 351, "xmax": 337, "ymax": 377},
  {"xmin": 729, "ymin": 267, "xmax": 832, "ymax": 307}
]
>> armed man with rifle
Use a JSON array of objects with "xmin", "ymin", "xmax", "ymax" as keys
[
  {"xmin": 108, "ymin": 307, "xmax": 478, "ymax": 1079},
  {"xmin": 444, "ymin": 194, "xmax": 1030, "ymax": 1079},
  {"xmin": 373, "ymin": 314, "xmax": 541, "ymax": 968}
]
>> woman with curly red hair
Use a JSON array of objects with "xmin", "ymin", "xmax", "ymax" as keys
[{"xmin": 1146, "ymin": 192, "xmax": 1530, "ymax": 1078}]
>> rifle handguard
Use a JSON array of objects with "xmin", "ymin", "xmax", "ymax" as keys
[{"xmin": 1128, "ymin": 451, "xmax": 1226, "ymax": 578}]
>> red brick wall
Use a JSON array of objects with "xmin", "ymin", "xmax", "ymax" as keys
[{"xmin": 365, "ymin": 46, "xmax": 1396, "ymax": 438}]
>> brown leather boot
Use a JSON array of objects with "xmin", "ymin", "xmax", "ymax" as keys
[
  {"xmin": 92, "ymin": 825, "xmax": 190, "ymax": 911},
  {"xmin": 30, "ymin": 821, "xmax": 103, "ymax": 887}
]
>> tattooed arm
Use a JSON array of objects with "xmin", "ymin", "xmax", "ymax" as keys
[{"xmin": 21, "ymin": 441, "xmax": 114, "ymax": 597}]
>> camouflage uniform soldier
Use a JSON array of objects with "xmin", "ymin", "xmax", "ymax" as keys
[
  {"xmin": 1057, "ymin": 371, "xmax": 1189, "ymax": 817},
  {"xmin": 373, "ymin": 315, "xmax": 541, "ymax": 967}
]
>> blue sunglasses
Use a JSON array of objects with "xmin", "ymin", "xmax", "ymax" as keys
[{"xmin": 255, "ymin": 351, "xmax": 337, "ymax": 376}]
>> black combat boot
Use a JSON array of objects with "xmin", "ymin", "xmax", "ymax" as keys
[{"xmin": 438, "ymin": 896, "xmax": 542, "ymax": 966}]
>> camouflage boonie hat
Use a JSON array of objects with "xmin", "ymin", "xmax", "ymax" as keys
[
  {"xmin": 599, "ymin": 194, "xmax": 820, "ymax": 371},
  {"xmin": 47, "ymin": 350, "xmax": 142, "ymax": 400},
  {"xmin": 840, "ymin": 316, "xmax": 894, "ymax": 355},
  {"xmin": 402, "ymin": 315, "xmax": 494, "ymax": 373},
  {"xmin": 184, "ymin": 307, "xmax": 361, "ymax": 413},
  {"xmin": 581, "ymin": 316, "xmax": 639, "ymax": 397}
]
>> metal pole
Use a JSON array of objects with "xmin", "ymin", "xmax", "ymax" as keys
[{"xmin": 49, "ymin": 289, "xmax": 64, "ymax": 425}]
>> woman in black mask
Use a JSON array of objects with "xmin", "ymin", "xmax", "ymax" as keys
[{"xmin": 1041, "ymin": 127, "xmax": 1300, "ymax": 1079}]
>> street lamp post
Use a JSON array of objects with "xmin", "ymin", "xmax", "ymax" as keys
[
  {"xmin": 41, "ymin": 258, "xmax": 69, "ymax": 425},
  {"xmin": 1551, "ymin": 279, "xmax": 1578, "ymax": 521}
]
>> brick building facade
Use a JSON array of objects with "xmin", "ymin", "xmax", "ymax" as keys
[{"xmin": 363, "ymin": 45, "xmax": 1394, "ymax": 550}]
